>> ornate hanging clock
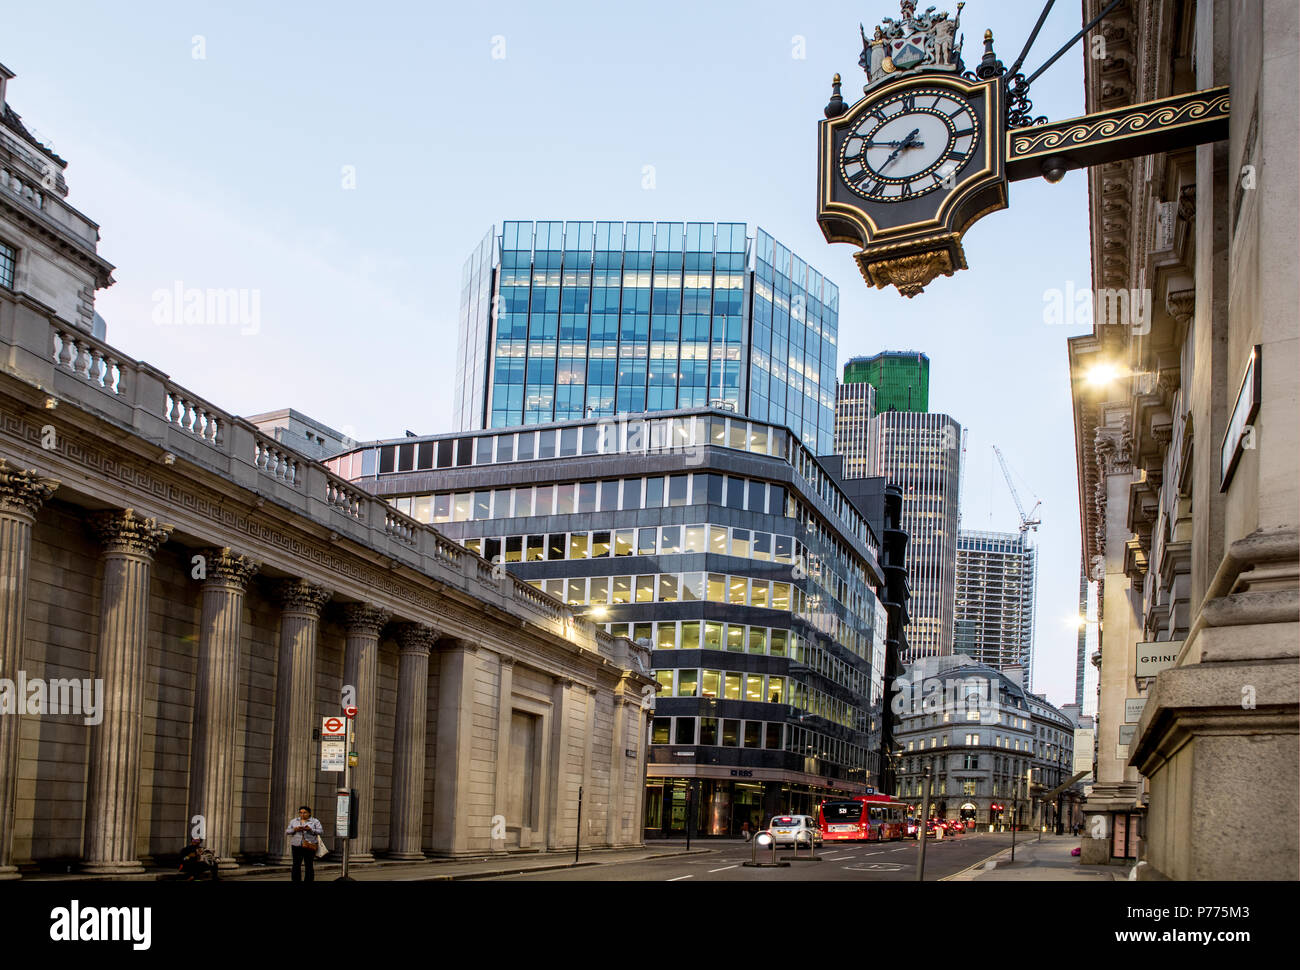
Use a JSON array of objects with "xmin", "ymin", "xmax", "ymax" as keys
[
  {"xmin": 818, "ymin": 2, "xmax": 1007, "ymax": 297},
  {"xmin": 817, "ymin": 1, "xmax": 1232, "ymax": 298}
]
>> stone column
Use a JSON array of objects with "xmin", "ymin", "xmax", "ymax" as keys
[
  {"xmin": 389, "ymin": 622, "xmax": 436, "ymax": 860},
  {"xmin": 431, "ymin": 639, "xmax": 479, "ymax": 856},
  {"xmin": 491, "ymin": 655, "xmax": 516, "ymax": 853},
  {"xmin": 0, "ymin": 461, "xmax": 58, "ymax": 880},
  {"xmin": 267, "ymin": 579, "xmax": 331, "ymax": 863},
  {"xmin": 546, "ymin": 678, "xmax": 573, "ymax": 850},
  {"xmin": 605, "ymin": 692, "xmax": 628, "ymax": 849},
  {"xmin": 341, "ymin": 604, "xmax": 390, "ymax": 863},
  {"xmin": 580, "ymin": 686, "xmax": 597, "ymax": 847},
  {"xmin": 83, "ymin": 508, "xmax": 173, "ymax": 874},
  {"xmin": 187, "ymin": 548, "xmax": 259, "ymax": 870}
]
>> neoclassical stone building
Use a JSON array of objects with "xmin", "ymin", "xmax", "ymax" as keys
[
  {"xmin": 0, "ymin": 288, "xmax": 654, "ymax": 875},
  {"xmin": 1068, "ymin": 0, "xmax": 1298, "ymax": 878}
]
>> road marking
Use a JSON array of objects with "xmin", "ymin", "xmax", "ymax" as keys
[
  {"xmin": 844, "ymin": 863, "xmax": 906, "ymax": 872},
  {"xmin": 860, "ymin": 851, "xmax": 884, "ymax": 857},
  {"xmin": 708, "ymin": 865, "xmax": 738, "ymax": 873},
  {"xmin": 668, "ymin": 874, "xmax": 694, "ymax": 881},
  {"xmin": 825, "ymin": 854, "xmax": 856, "ymax": 861}
]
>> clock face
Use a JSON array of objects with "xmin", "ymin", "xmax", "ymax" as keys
[{"xmin": 839, "ymin": 88, "xmax": 981, "ymax": 203}]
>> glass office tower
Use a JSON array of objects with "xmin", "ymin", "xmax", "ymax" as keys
[{"xmin": 453, "ymin": 222, "xmax": 838, "ymax": 456}]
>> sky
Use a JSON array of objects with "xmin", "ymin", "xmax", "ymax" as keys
[{"xmin": 6, "ymin": 0, "xmax": 1095, "ymax": 708}]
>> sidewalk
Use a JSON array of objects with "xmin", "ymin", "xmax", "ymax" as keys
[
  {"xmin": 945, "ymin": 834, "xmax": 1130, "ymax": 881},
  {"xmin": 17, "ymin": 843, "xmax": 711, "ymax": 884}
]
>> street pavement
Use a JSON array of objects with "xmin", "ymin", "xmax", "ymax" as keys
[
  {"xmin": 946, "ymin": 833, "xmax": 1127, "ymax": 881},
  {"xmin": 480, "ymin": 831, "xmax": 1018, "ymax": 881},
  {"xmin": 17, "ymin": 832, "xmax": 1121, "ymax": 883}
]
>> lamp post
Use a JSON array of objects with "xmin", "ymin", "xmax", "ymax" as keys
[{"xmin": 916, "ymin": 765, "xmax": 932, "ymax": 882}]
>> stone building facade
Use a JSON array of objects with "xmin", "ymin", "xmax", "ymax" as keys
[
  {"xmin": 892, "ymin": 656, "xmax": 1074, "ymax": 829},
  {"xmin": 1067, "ymin": 0, "xmax": 1298, "ymax": 878},
  {"xmin": 0, "ymin": 286, "xmax": 654, "ymax": 876}
]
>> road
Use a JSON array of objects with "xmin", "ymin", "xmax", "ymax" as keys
[{"xmin": 481, "ymin": 832, "xmax": 1019, "ymax": 881}]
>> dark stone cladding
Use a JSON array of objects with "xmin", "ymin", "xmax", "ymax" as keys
[
  {"xmin": 649, "ymin": 746, "xmax": 802, "ymax": 772},
  {"xmin": 358, "ymin": 444, "xmax": 882, "ymax": 586}
]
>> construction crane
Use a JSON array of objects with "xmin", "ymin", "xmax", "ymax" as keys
[{"xmin": 993, "ymin": 445, "xmax": 1042, "ymax": 536}]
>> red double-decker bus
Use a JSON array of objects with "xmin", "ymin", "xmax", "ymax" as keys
[{"xmin": 818, "ymin": 792, "xmax": 909, "ymax": 842}]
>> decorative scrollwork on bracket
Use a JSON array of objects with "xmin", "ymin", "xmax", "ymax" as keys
[{"xmin": 1006, "ymin": 73, "xmax": 1049, "ymax": 129}]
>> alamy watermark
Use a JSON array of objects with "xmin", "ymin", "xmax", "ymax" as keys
[
  {"xmin": 594, "ymin": 414, "xmax": 705, "ymax": 466},
  {"xmin": 890, "ymin": 673, "xmax": 1001, "ymax": 719},
  {"xmin": 151, "ymin": 281, "xmax": 261, "ymax": 335},
  {"xmin": 0, "ymin": 671, "xmax": 103, "ymax": 726},
  {"xmin": 1043, "ymin": 282, "xmax": 1152, "ymax": 334}
]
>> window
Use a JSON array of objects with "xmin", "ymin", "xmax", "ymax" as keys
[
  {"xmin": 614, "ymin": 529, "xmax": 635, "ymax": 557},
  {"xmin": 655, "ymin": 622, "xmax": 676, "ymax": 650},
  {"xmin": 699, "ymin": 718, "xmax": 718, "ymax": 746},
  {"xmin": 0, "ymin": 241, "xmax": 15, "ymax": 290},
  {"xmin": 652, "ymin": 718, "xmax": 671, "ymax": 744},
  {"xmin": 703, "ymin": 622, "xmax": 723, "ymax": 651},
  {"xmin": 677, "ymin": 669, "xmax": 699, "ymax": 697},
  {"xmin": 767, "ymin": 676, "xmax": 784, "ymax": 703},
  {"xmin": 680, "ymin": 621, "xmax": 701, "ymax": 650},
  {"xmin": 721, "ymin": 719, "xmax": 740, "ymax": 746},
  {"xmin": 635, "ymin": 575, "xmax": 656, "ymax": 603},
  {"xmin": 674, "ymin": 717, "xmax": 695, "ymax": 745},
  {"xmin": 668, "ymin": 475, "xmax": 689, "ymax": 506}
]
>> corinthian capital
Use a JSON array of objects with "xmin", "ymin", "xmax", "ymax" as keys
[
  {"xmin": 0, "ymin": 459, "xmax": 59, "ymax": 519},
  {"xmin": 89, "ymin": 508, "xmax": 173, "ymax": 557},
  {"xmin": 394, "ymin": 622, "xmax": 439, "ymax": 654},
  {"xmin": 275, "ymin": 579, "xmax": 332, "ymax": 616},
  {"xmin": 200, "ymin": 547, "xmax": 260, "ymax": 590},
  {"xmin": 342, "ymin": 603, "xmax": 392, "ymax": 637}
]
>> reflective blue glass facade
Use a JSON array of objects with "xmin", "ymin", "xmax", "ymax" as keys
[{"xmin": 456, "ymin": 222, "xmax": 838, "ymax": 455}]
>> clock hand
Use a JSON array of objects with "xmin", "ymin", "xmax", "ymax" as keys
[{"xmin": 878, "ymin": 128, "xmax": 923, "ymax": 173}]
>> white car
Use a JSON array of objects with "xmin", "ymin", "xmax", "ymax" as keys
[{"xmin": 766, "ymin": 815, "xmax": 823, "ymax": 848}]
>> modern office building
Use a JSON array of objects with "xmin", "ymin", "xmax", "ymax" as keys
[
  {"xmin": 852, "ymin": 409, "xmax": 962, "ymax": 662},
  {"xmin": 842, "ymin": 351, "xmax": 929, "ymax": 413},
  {"xmin": 453, "ymin": 221, "xmax": 839, "ymax": 456},
  {"xmin": 833, "ymin": 380, "xmax": 876, "ymax": 479},
  {"xmin": 893, "ymin": 656, "xmax": 1073, "ymax": 829},
  {"xmin": 954, "ymin": 530, "xmax": 1038, "ymax": 686},
  {"xmin": 326, "ymin": 407, "xmax": 904, "ymax": 836}
]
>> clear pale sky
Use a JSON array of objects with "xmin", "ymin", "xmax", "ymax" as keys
[{"xmin": 7, "ymin": 0, "xmax": 1095, "ymax": 708}]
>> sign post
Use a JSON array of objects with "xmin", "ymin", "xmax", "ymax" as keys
[{"xmin": 324, "ymin": 710, "xmax": 358, "ymax": 882}]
